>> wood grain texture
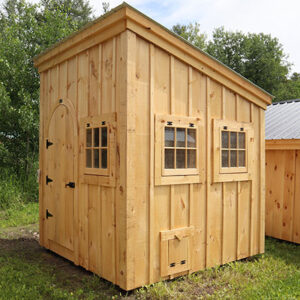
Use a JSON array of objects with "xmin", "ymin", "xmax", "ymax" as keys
[
  {"xmin": 266, "ymin": 147, "xmax": 300, "ymax": 244},
  {"xmin": 38, "ymin": 15, "xmax": 268, "ymax": 291}
]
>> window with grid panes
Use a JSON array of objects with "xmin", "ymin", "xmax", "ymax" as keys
[
  {"xmin": 162, "ymin": 121, "xmax": 199, "ymax": 177},
  {"xmin": 85, "ymin": 124, "xmax": 109, "ymax": 176},
  {"xmin": 213, "ymin": 119, "xmax": 252, "ymax": 182},
  {"xmin": 221, "ymin": 130, "xmax": 246, "ymax": 169},
  {"xmin": 155, "ymin": 114, "xmax": 204, "ymax": 185},
  {"xmin": 164, "ymin": 126, "xmax": 197, "ymax": 169}
]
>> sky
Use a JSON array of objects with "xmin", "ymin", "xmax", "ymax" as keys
[
  {"xmin": 90, "ymin": 0, "xmax": 300, "ymax": 74},
  {"xmin": 0, "ymin": 0, "xmax": 299, "ymax": 74}
]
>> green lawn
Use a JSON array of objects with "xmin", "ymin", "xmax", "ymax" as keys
[
  {"xmin": 0, "ymin": 202, "xmax": 39, "ymax": 228},
  {"xmin": 0, "ymin": 204, "xmax": 299, "ymax": 299}
]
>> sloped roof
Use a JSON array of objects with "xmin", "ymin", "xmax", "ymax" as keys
[
  {"xmin": 266, "ymin": 99, "xmax": 300, "ymax": 140},
  {"xmin": 33, "ymin": 2, "xmax": 272, "ymax": 107}
]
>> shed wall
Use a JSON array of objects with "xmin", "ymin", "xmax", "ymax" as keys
[
  {"xmin": 39, "ymin": 29, "xmax": 266, "ymax": 291},
  {"xmin": 39, "ymin": 33, "xmax": 129, "ymax": 288},
  {"xmin": 266, "ymin": 148, "xmax": 300, "ymax": 243},
  {"xmin": 127, "ymin": 34, "xmax": 265, "ymax": 288}
]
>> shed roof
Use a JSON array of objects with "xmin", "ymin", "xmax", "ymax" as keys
[
  {"xmin": 266, "ymin": 99, "xmax": 300, "ymax": 140},
  {"xmin": 33, "ymin": 2, "xmax": 272, "ymax": 108}
]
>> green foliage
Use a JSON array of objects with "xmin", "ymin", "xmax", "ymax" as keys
[
  {"xmin": 172, "ymin": 22, "xmax": 206, "ymax": 50},
  {"xmin": 206, "ymin": 27, "xmax": 291, "ymax": 99},
  {"xmin": 40, "ymin": 0, "xmax": 93, "ymax": 27},
  {"xmin": 274, "ymin": 72, "xmax": 300, "ymax": 101},
  {"xmin": 0, "ymin": 166, "xmax": 38, "ymax": 210},
  {"xmin": 135, "ymin": 238, "xmax": 300, "ymax": 299},
  {"xmin": 102, "ymin": 1, "xmax": 110, "ymax": 13},
  {"xmin": 0, "ymin": 202, "xmax": 39, "ymax": 228},
  {"xmin": 0, "ymin": 233, "xmax": 298, "ymax": 299},
  {"xmin": 172, "ymin": 23, "xmax": 300, "ymax": 101},
  {"xmin": 0, "ymin": 0, "xmax": 93, "ymax": 205}
]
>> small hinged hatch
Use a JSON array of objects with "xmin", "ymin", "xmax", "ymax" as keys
[{"xmin": 160, "ymin": 226, "xmax": 194, "ymax": 277}]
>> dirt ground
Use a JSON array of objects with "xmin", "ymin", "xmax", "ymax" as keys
[{"xmin": 0, "ymin": 224, "xmax": 128, "ymax": 299}]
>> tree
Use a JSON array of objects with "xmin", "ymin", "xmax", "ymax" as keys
[
  {"xmin": 171, "ymin": 22, "xmax": 206, "ymax": 50},
  {"xmin": 273, "ymin": 72, "xmax": 300, "ymax": 101},
  {"xmin": 40, "ymin": 0, "xmax": 93, "ymax": 27},
  {"xmin": 0, "ymin": 0, "xmax": 93, "ymax": 182},
  {"xmin": 102, "ymin": 1, "xmax": 110, "ymax": 13},
  {"xmin": 206, "ymin": 27, "xmax": 291, "ymax": 98}
]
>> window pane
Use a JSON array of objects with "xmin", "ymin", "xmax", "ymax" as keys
[
  {"xmin": 101, "ymin": 127, "xmax": 107, "ymax": 147},
  {"xmin": 222, "ymin": 131, "xmax": 229, "ymax": 148},
  {"xmin": 94, "ymin": 128, "xmax": 99, "ymax": 147},
  {"xmin": 101, "ymin": 149, "xmax": 107, "ymax": 169},
  {"xmin": 187, "ymin": 150, "xmax": 196, "ymax": 168},
  {"xmin": 239, "ymin": 132, "xmax": 245, "ymax": 149},
  {"xmin": 165, "ymin": 149, "xmax": 174, "ymax": 169},
  {"xmin": 239, "ymin": 150, "xmax": 245, "ymax": 167},
  {"xmin": 86, "ymin": 149, "xmax": 92, "ymax": 168},
  {"xmin": 176, "ymin": 128, "xmax": 186, "ymax": 147},
  {"xmin": 230, "ymin": 132, "xmax": 237, "ymax": 148},
  {"xmin": 176, "ymin": 149, "xmax": 185, "ymax": 168},
  {"xmin": 230, "ymin": 150, "xmax": 237, "ymax": 167},
  {"xmin": 165, "ymin": 127, "xmax": 174, "ymax": 147},
  {"xmin": 93, "ymin": 149, "xmax": 99, "ymax": 168},
  {"xmin": 222, "ymin": 150, "xmax": 229, "ymax": 167},
  {"xmin": 187, "ymin": 129, "xmax": 196, "ymax": 148},
  {"xmin": 86, "ymin": 129, "xmax": 92, "ymax": 147}
]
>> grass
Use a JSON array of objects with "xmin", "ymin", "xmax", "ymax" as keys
[
  {"xmin": 0, "ymin": 206, "xmax": 299, "ymax": 299},
  {"xmin": 0, "ymin": 202, "xmax": 39, "ymax": 228}
]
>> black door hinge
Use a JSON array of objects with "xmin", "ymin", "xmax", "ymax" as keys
[
  {"xmin": 46, "ymin": 209, "xmax": 53, "ymax": 219},
  {"xmin": 46, "ymin": 175, "xmax": 53, "ymax": 185},
  {"xmin": 46, "ymin": 139, "xmax": 53, "ymax": 149},
  {"xmin": 65, "ymin": 182, "xmax": 75, "ymax": 188}
]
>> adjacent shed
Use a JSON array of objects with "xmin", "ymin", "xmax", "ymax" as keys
[
  {"xmin": 265, "ymin": 99, "xmax": 300, "ymax": 244},
  {"xmin": 34, "ymin": 3, "xmax": 272, "ymax": 290}
]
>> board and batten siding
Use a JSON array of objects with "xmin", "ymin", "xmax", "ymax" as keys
[
  {"xmin": 39, "ymin": 33, "xmax": 129, "ymax": 288},
  {"xmin": 128, "ymin": 34, "xmax": 265, "ymax": 287},
  {"xmin": 38, "ymin": 28, "xmax": 266, "ymax": 290},
  {"xmin": 265, "ymin": 147, "xmax": 300, "ymax": 244}
]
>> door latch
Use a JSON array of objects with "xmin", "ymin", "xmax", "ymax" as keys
[
  {"xmin": 46, "ymin": 209, "xmax": 53, "ymax": 219},
  {"xmin": 65, "ymin": 182, "xmax": 75, "ymax": 188},
  {"xmin": 46, "ymin": 175, "xmax": 53, "ymax": 185}
]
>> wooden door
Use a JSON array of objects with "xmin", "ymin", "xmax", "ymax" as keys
[{"xmin": 45, "ymin": 104, "xmax": 75, "ymax": 256}]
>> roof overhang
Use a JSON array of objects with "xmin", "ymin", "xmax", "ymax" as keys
[
  {"xmin": 34, "ymin": 2, "xmax": 273, "ymax": 109},
  {"xmin": 266, "ymin": 139, "xmax": 300, "ymax": 150}
]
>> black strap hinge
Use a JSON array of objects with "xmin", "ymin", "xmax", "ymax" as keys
[
  {"xmin": 46, "ymin": 139, "xmax": 53, "ymax": 148},
  {"xmin": 46, "ymin": 209, "xmax": 53, "ymax": 219},
  {"xmin": 46, "ymin": 175, "xmax": 53, "ymax": 185}
]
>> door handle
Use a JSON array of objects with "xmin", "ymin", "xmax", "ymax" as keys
[{"xmin": 65, "ymin": 182, "xmax": 75, "ymax": 188}]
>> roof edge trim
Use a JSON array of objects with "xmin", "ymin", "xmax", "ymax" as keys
[{"xmin": 34, "ymin": 2, "xmax": 272, "ymax": 105}]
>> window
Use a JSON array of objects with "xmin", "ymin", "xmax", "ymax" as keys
[
  {"xmin": 164, "ymin": 126, "xmax": 197, "ymax": 173},
  {"xmin": 221, "ymin": 130, "xmax": 246, "ymax": 168},
  {"xmin": 85, "ymin": 125, "xmax": 108, "ymax": 175},
  {"xmin": 213, "ymin": 119, "xmax": 254, "ymax": 182},
  {"xmin": 80, "ymin": 113, "xmax": 116, "ymax": 186},
  {"xmin": 155, "ymin": 114, "xmax": 204, "ymax": 185}
]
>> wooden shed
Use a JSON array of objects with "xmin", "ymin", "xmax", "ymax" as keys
[
  {"xmin": 34, "ymin": 3, "xmax": 272, "ymax": 290},
  {"xmin": 265, "ymin": 99, "xmax": 300, "ymax": 244}
]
